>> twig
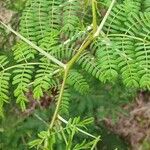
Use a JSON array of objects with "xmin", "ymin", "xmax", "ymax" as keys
[
  {"xmin": 63, "ymin": 24, "xmax": 92, "ymax": 45},
  {"xmin": 0, "ymin": 21, "xmax": 66, "ymax": 69},
  {"xmin": 92, "ymin": 0, "xmax": 97, "ymax": 32},
  {"xmin": 94, "ymin": 0, "xmax": 116, "ymax": 37},
  {"xmin": 49, "ymin": 0, "xmax": 116, "ymax": 130},
  {"xmin": 49, "ymin": 66, "xmax": 69, "ymax": 129},
  {"xmin": 58, "ymin": 115, "xmax": 99, "ymax": 139},
  {"xmin": 34, "ymin": 113, "xmax": 49, "ymax": 126}
]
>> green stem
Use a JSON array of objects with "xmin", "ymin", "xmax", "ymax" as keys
[
  {"xmin": 91, "ymin": 136, "xmax": 101, "ymax": 150},
  {"xmin": 49, "ymin": 0, "xmax": 116, "ymax": 135},
  {"xmin": 66, "ymin": 127, "xmax": 75, "ymax": 150},
  {"xmin": 108, "ymin": 34, "xmax": 150, "ymax": 43},
  {"xmin": 2, "ymin": 62, "xmax": 46, "ymax": 72},
  {"xmin": 58, "ymin": 115, "xmax": 98, "ymax": 139},
  {"xmin": 49, "ymin": 66, "xmax": 69, "ymax": 129},
  {"xmin": 49, "ymin": 34, "xmax": 94, "ymax": 130},
  {"xmin": 94, "ymin": 0, "xmax": 116, "ymax": 37},
  {"xmin": 67, "ymin": 33, "xmax": 94, "ymax": 68},
  {"xmin": 0, "ymin": 21, "xmax": 66, "ymax": 69},
  {"xmin": 61, "ymin": 127, "xmax": 68, "ymax": 145},
  {"xmin": 92, "ymin": 0, "xmax": 97, "ymax": 32}
]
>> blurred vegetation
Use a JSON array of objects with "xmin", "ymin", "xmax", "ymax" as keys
[
  {"xmin": 0, "ymin": 78, "xmax": 135, "ymax": 149},
  {"xmin": 1, "ymin": 0, "xmax": 26, "ymax": 11}
]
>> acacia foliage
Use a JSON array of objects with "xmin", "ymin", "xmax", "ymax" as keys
[{"xmin": 0, "ymin": 0, "xmax": 150, "ymax": 149}]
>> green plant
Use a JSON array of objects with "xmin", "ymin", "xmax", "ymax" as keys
[{"xmin": 0, "ymin": 0, "xmax": 150, "ymax": 149}]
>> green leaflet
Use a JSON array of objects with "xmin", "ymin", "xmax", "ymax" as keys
[
  {"xmin": 48, "ymin": 0, "xmax": 62, "ymax": 32},
  {"xmin": 94, "ymin": 37, "xmax": 118, "ymax": 83},
  {"xmin": 20, "ymin": 0, "xmax": 49, "ymax": 42},
  {"xmin": 12, "ymin": 41, "xmax": 37, "ymax": 62},
  {"xmin": 33, "ymin": 64, "xmax": 59, "ymax": 100},
  {"xmin": 61, "ymin": 0, "xmax": 81, "ymax": 38},
  {"xmin": 67, "ymin": 69, "xmax": 89, "ymax": 94},
  {"xmin": 77, "ymin": 52, "xmax": 101, "ymax": 80},
  {"xmin": 0, "ymin": 56, "xmax": 10, "ymax": 117},
  {"xmin": 143, "ymin": 0, "xmax": 150, "ymax": 12},
  {"xmin": 57, "ymin": 88, "xmax": 71, "ymax": 116},
  {"xmin": 12, "ymin": 65, "xmax": 34, "ymax": 110}
]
